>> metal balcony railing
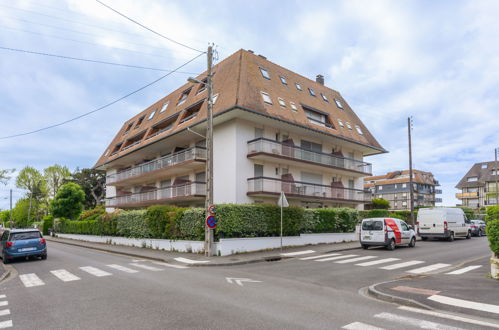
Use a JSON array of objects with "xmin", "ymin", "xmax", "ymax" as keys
[
  {"xmin": 435, "ymin": 198, "xmax": 443, "ymax": 203},
  {"xmin": 247, "ymin": 138, "xmax": 372, "ymax": 175},
  {"xmin": 247, "ymin": 177, "xmax": 371, "ymax": 202},
  {"xmin": 107, "ymin": 147, "xmax": 206, "ymax": 183},
  {"xmin": 435, "ymin": 189, "xmax": 442, "ymax": 194},
  {"xmin": 106, "ymin": 182, "xmax": 206, "ymax": 207}
]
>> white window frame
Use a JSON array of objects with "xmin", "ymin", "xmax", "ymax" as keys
[
  {"xmin": 148, "ymin": 110, "xmax": 156, "ymax": 120},
  {"xmin": 345, "ymin": 122, "xmax": 352, "ymax": 130},
  {"xmin": 279, "ymin": 76, "xmax": 287, "ymax": 85},
  {"xmin": 290, "ymin": 102, "xmax": 298, "ymax": 112},
  {"xmin": 355, "ymin": 125, "xmax": 363, "ymax": 135},
  {"xmin": 338, "ymin": 119, "xmax": 344, "ymax": 127},
  {"xmin": 160, "ymin": 101, "xmax": 169, "ymax": 113},
  {"xmin": 321, "ymin": 93, "xmax": 328, "ymax": 102},
  {"xmin": 278, "ymin": 97, "xmax": 286, "ymax": 107},
  {"xmin": 212, "ymin": 93, "xmax": 219, "ymax": 104},
  {"xmin": 467, "ymin": 177, "xmax": 478, "ymax": 182},
  {"xmin": 295, "ymin": 82, "xmax": 302, "ymax": 91},
  {"xmin": 261, "ymin": 92, "xmax": 272, "ymax": 104},
  {"xmin": 334, "ymin": 98, "xmax": 344, "ymax": 109},
  {"xmin": 259, "ymin": 67, "xmax": 270, "ymax": 80},
  {"xmin": 308, "ymin": 88, "xmax": 316, "ymax": 96}
]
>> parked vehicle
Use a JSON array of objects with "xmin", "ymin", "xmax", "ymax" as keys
[
  {"xmin": 0, "ymin": 229, "xmax": 47, "ymax": 264},
  {"xmin": 417, "ymin": 208, "xmax": 471, "ymax": 241},
  {"xmin": 469, "ymin": 219, "xmax": 487, "ymax": 236},
  {"xmin": 360, "ymin": 218, "xmax": 417, "ymax": 250}
]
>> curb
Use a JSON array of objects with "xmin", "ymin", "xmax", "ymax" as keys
[
  {"xmin": 367, "ymin": 280, "xmax": 434, "ymax": 310},
  {"xmin": 0, "ymin": 264, "xmax": 10, "ymax": 284}
]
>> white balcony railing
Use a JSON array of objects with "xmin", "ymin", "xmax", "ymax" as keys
[
  {"xmin": 107, "ymin": 147, "xmax": 206, "ymax": 183},
  {"xmin": 247, "ymin": 138, "xmax": 372, "ymax": 175}
]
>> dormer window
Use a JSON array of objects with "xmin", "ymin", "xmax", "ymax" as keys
[
  {"xmin": 335, "ymin": 98, "xmax": 344, "ymax": 109},
  {"xmin": 196, "ymin": 78, "xmax": 208, "ymax": 94},
  {"xmin": 123, "ymin": 122, "xmax": 134, "ymax": 135},
  {"xmin": 261, "ymin": 92, "xmax": 272, "ymax": 104},
  {"xmin": 177, "ymin": 88, "xmax": 192, "ymax": 106},
  {"xmin": 467, "ymin": 177, "xmax": 478, "ymax": 182},
  {"xmin": 135, "ymin": 116, "xmax": 145, "ymax": 129},
  {"xmin": 481, "ymin": 164, "xmax": 488, "ymax": 169},
  {"xmin": 321, "ymin": 93, "xmax": 328, "ymax": 102},
  {"xmin": 302, "ymin": 105, "xmax": 334, "ymax": 129},
  {"xmin": 160, "ymin": 101, "xmax": 169, "ymax": 113},
  {"xmin": 279, "ymin": 76, "xmax": 287, "ymax": 85},
  {"xmin": 295, "ymin": 82, "xmax": 302, "ymax": 91},
  {"xmin": 308, "ymin": 88, "xmax": 316, "ymax": 96},
  {"xmin": 259, "ymin": 67, "xmax": 270, "ymax": 80},
  {"xmin": 179, "ymin": 100, "xmax": 204, "ymax": 124}
]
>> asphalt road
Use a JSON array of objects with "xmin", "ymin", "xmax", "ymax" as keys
[{"xmin": 0, "ymin": 236, "xmax": 495, "ymax": 329}]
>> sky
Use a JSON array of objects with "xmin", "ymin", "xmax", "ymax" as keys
[{"xmin": 1, "ymin": 0, "xmax": 498, "ymax": 210}]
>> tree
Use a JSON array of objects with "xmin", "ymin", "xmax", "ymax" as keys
[
  {"xmin": 0, "ymin": 169, "xmax": 15, "ymax": 185},
  {"xmin": 371, "ymin": 198, "xmax": 390, "ymax": 209},
  {"xmin": 70, "ymin": 168, "xmax": 106, "ymax": 209},
  {"xmin": 51, "ymin": 183, "xmax": 85, "ymax": 219},
  {"xmin": 15, "ymin": 166, "xmax": 47, "ymax": 222},
  {"xmin": 11, "ymin": 198, "xmax": 42, "ymax": 228},
  {"xmin": 44, "ymin": 165, "xmax": 71, "ymax": 199}
]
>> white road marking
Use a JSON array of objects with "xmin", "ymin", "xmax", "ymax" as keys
[
  {"xmin": 407, "ymin": 263, "xmax": 451, "ymax": 274},
  {"xmin": 280, "ymin": 250, "xmax": 315, "ymax": 257},
  {"xmin": 174, "ymin": 257, "xmax": 210, "ymax": 264},
  {"xmin": 342, "ymin": 321, "xmax": 385, "ymax": 329},
  {"xmin": 19, "ymin": 273, "xmax": 45, "ymax": 287},
  {"xmin": 151, "ymin": 261, "xmax": 188, "ymax": 269},
  {"xmin": 106, "ymin": 264, "xmax": 139, "ymax": 273},
  {"xmin": 315, "ymin": 254, "xmax": 358, "ymax": 262},
  {"xmin": 380, "ymin": 260, "xmax": 424, "ymax": 270},
  {"xmin": 428, "ymin": 294, "xmax": 499, "ymax": 314},
  {"xmin": 0, "ymin": 320, "xmax": 12, "ymax": 329},
  {"xmin": 398, "ymin": 306, "xmax": 499, "ymax": 329},
  {"xmin": 226, "ymin": 277, "xmax": 262, "ymax": 286},
  {"xmin": 335, "ymin": 256, "xmax": 377, "ymax": 264},
  {"xmin": 79, "ymin": 266, "xmax": 112, "ymax": 277},
  {"xmin": 356, "ymin": 258, "xmax": 400, "ymax": 267},
  {"xmin": 299, "ymin": 253, "xmax": 341, "ymax": 260},
  {"xmin": 374, "ymin": 312, "xmax": 464, "ymax": 330},
  {"xmin": 129, "ymin": 263, "xmax": 162, "ymax": 271},
  {"xmin": 50, "ymin": 269, "xmax": 81, "ymax": 282},
  {"xmin": 0, "ymin": 302, "xmax": 7, "ymax": 307},
  {"xmin": 0, "ymin": 295, "xmax": 5, "ymax": 299},
  {"xmin": 0, "ymin": 309, "xmax": 10, "ymax": 317},
  {"xmin": 445, "ymin": 265, "xmax": 482, "ymax": 275}
]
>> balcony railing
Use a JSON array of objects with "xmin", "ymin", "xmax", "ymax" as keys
[
  {"xmin": 106, "ymin": 182, "xmax": 206, "ymax": 207},
  {"xmin": 435, "ymin": 198, "xmax": 443, "ymax": 203},
  {"xmin": 455, "ymin": 192, "xmax": 478, "ymax": 199},
  {"xmin": 247, "ymin": 138, "xmax": 372, "ymax": 175},
  {"xmin": 107, "ymin": 147, "xmax": 206, "ymax": 184},
  {"xmin": 435, "ymin": 189, "xmax": 442, "ymax": 194},
  {"xmin": 247, "ymin": 177, "xmax": 370, "ymax": 203}
]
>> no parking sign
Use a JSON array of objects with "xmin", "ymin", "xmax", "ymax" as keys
[{"xmin": 206, "ymin": 215, "xmax": 217, "ymax": 229}]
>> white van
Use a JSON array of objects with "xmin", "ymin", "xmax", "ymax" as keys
[
  {"xmin": 417, "ymin": 208, "xmax": 471, "ymax": 241},
  {"xmin": 360, "ymin": 218, "xmax": 416, "ymax": 250}
]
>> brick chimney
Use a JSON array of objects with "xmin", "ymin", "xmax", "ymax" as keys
[{"xmin": 316, "ymin": 74, "xmax": 324, "ymax": 85}]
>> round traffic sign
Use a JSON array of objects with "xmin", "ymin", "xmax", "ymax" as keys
[
  {"xmin": 208, "ymin": 205, "xmax": 216, "ymax": 215},
  {"xmin": 206, "ymin": 215, "xmax": 217, "ymax": 229}
]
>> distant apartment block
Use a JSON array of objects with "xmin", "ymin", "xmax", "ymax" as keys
[
  {"xmin": 94, "ymin": 49, "xmax": 386, "ymax": 211},
  {"xmin": 455, "ymin": 161, "xmax": 499, "ymax": 209},
  {"xmin": 364, "ymin": 170, "xmax": 442, "ymax": 210}
]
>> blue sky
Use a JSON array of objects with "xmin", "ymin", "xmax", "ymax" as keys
[{"xmin": 1, "ymin": 0, "xmax": 498, "ymax": 210}]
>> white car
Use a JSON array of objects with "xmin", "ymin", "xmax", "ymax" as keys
[
  {"xmin": 360, "ymin": 217, "xmax": 417, "ymax": 250},
  {"xmin": 417, "ymin": 208, "xmax": 471, "ymax": 241}
]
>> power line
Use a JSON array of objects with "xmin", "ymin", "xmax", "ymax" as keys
[
  {"xmin": 0, "ymin": 45, "xmax": 198, "ymax": 74},
  {"xmin": 0, "ymin": 52, "xmax": 205, "ymax": 140},
  {"xmin": 95, "ymin": 0, "xmax": 204, "ymax": 53}
]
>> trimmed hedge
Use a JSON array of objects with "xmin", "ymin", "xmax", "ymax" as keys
[
  {"xmin": 117, "ymin": 210, "xmax": 149, "ymax": 238},
  {"xmin": 486, "ymin": 205, "xmax": 499, "ymax": 257},
  {"xmin": 145, "ymin": 205, "xmax": 185, "ymax": 239},
  {"xmin": 58, "ymin": 220, "xmax": 100, "ymax": 235},
  {"xmin": 177, "ymin": 208, "xmax": 204, "ymax": 240},
  {"xmin": 42, "ymin": 215, "xmax": 53, "ymax": 235},
  {"xmin": 486, "ymin": 205, "xmax": 499, "ymax": 223}
]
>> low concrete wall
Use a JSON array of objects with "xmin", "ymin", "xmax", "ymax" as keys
[{"xmin": 56, "ymin": 232, "xmax": 357, "ymax": 256}]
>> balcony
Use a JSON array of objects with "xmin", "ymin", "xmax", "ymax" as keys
[
  {"xmin": 435, "ymin": 189, "xmax": 442, "ymax": 194},
  {"xmin": 247, "ymin": 177, "xmax": 371, "ymax": 203},
  {"xmin": 107, "ymin": 147, "xmax": 206, "ymax": 186},
  {"xmin": 247, "ymin": 138, "xmax": 372, "ymax": 176},
  {"xmin": 455, "ymin": 192, "xmax": 478, "ymax": 199},
  {"xmin": 106, "ymin": 182, "xmax": 206, "ymax": 208},
  {"xmin": 435, "ymin": 198, "xmax": 443, "ymax": 203}
]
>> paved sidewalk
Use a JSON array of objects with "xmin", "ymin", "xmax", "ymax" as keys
[
  {"xmin": 46, "ymin": 236, "xmax": 360, "ymax": 267},
  {"xmin": 370, "ymin": 255, "xmax": 499, "ymax": 322}
]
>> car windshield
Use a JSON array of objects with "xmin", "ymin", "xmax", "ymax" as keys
[
  {"xmin": 9, "ymin": 232, "xmax": 41, "ymax": 241},
  {"xmin": 362, "ymin": 220, "xmax": 383, "ymax": 231}
]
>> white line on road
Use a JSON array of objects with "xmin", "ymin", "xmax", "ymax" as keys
[
  {"xmin": 106, "ymin": 264, "xmax": 139, "ymax": 273},
  {"xmin": 379, "ymin": 260, "xmax": 424, "ymax": 270},
  {"xmin": 342, "ymin": 321, "xmax": 385, "ymax": 329},
  {"xmin": 428, "ymin": 294, "xmax": 499, "ymax": 314},
  {"xmin": 398, "ymin": 306, "xmax": 499, "ymax": 329},
  {"xmin": 280, "ymin": 250, "xmax": 315, "ymax": 257},
  {"xmin": 129, "ymin": 263, "xmax": 162, "ymax": 271},
  {"xmin": 407, "ymin": 263, "xmax": 451, "ymax": 274},
  {"xmin": 0, "ymin": 302, "xmax": 7, "ymax": 307},
  {"xmin": 0, "ymin": 320, "xmax": 12, "ymax": 329},
  {"xmin": 356, "ymin": 258, "xmax": 400, "ymax": 267},
  {"xmin": 0, "ymin": 309, "xmax": 10, "ymax": 317},
  {"xmin": 19, "ymin": 273, "xmax": 45, "ymax": 287},
  {"xmin": 151, "ymin": 261, "xmax": 188, "ymax": 269},
  {"xmin": 335, "ymin": 256, "xmax": 377, "ymax": 264},
  {"xmin": 374, "ymin": 312, "xmax": 464, "ymax": 330},
  {"xmin": 299, "ymin": 253, "xmax": 341, "ymax": 260},
  {"xmin": 315, "ymin": 254, "xmax": 358, "ymax": 262},
  {"xmin": 50, "ymin": 269, "xmax": 81, "ymax": 282},
  {"xmin": 174, "ymin": 257, "xmax": 210, "ymax": 264},
  {"xmin": 0, "ymin": 295, "xmax": 5, "ymax": 299},
  {"xmin": 79, "ymin": 266, "xmax": 112, "ymax": 277},
  {"xmin": 445, "ymin": 265, "xmax": 482, "ymax": 275}
]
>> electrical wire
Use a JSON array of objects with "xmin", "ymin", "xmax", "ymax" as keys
[
  {"xmin": 95, "ymin": 0, "xmax": 204, "ymax": 53},
  {"xmin": 0, "ymin": 45, "xmax": 198, "ymax": 74},
  {"xmin": 0, "ymin": 52, "xmax": 206, "ymax": 140}
]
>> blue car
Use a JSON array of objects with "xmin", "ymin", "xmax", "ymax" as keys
[{"xmin": 0, "ymin": 229, "xmax": 47, "ymax": 264}]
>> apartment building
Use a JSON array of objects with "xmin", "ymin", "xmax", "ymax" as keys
[
  {"xmin": 364, "ymin": 170, "xmax": 442, "ymax": 210},
  {"xmin": 94, "ymin": 49, "xmax": 386, "ymax": 211},
  {"xmin": 455, "ymin": 161, "xmax": 499, "ymax": 209}
]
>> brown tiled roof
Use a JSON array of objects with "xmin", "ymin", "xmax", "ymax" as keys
[
  {"xmin": 455, "ymin": 161, "xmax": 499, "ymax": 188},
  {"xmin": 94, "ymin": 49, "xmax": 386, "ymax": 168},
  {"xmin": 364, "ymin": 170, "xmax": 438, "ymax": 187}
]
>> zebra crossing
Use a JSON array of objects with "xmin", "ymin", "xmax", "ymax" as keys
[
  {"xmin": 288, "ymin": 250, "xmax": 482, "ymax": 275},
  {"xmin": 0, "ymin": 295, "xmax": 12, "ymax": 329}
]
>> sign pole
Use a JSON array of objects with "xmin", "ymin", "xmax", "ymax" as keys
[
  {"xmin": 280, "ymin": 199, "xmax": 283, "ymax": 252},
  {"xmin": 277, "ymin": 191, "xmax": 288, "ymax": 252}
]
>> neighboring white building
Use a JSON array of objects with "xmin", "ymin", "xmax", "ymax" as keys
[{"xmin": 94, "ymin": 50, "xmax": 386, "ymax": 211}]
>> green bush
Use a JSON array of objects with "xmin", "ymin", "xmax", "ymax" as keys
[
  {"xmin": 365, "ymin": 209, "xmax": 391, "ymax": 218},
  {"xmin": 371, "ymin": 198, "xmax": 390, "ymax": 209},
  {"xmin": 97, "ymin": 211, "xmax": 120, "ymax": 236},
  {"xmin": 116, "ymin": 210, "xmax": 150, "ymax": 238},
  {"xmin": 79, "ymin": 206, "xmax": 105, "ymax": 221},
  {"xmin": 311, "ymin": 208, "xmax": 359, "ymax": 233},
  {"xmin": 177, "ymin": 208, "xmax": 204, "ymax": 240},
  {"xmin": 458, "ymin": 206, "xmax": 475, "ymax": 220},
  {"xmin": 485, "ymin": 205, "xmax": 499, "ymax": 223},
  {"xmin": 486, "ymin": 219, "xmax": 499, "ymax": 257},
  {"xmin": 145, "ymin": 205, "xmax": 185, "ymax": 239},
  {"xmin": 42, "ymin": 215, "xmax": 54, "ymax": 235},
  {"xmin": 58, "ymin": 220, "xmax": 99, "ymax": 235}
]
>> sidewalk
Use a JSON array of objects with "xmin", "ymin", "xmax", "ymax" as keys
[
  {"xmin": 369, "ymin": 256, "xmax": 499, "ymax": 322},
  {"xmin": 46, "ymin": 236, "xmax": 360, "ymax": 267}
]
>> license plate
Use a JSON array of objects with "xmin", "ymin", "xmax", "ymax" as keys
[
  {"xmin": 363, "ymin": 236, "xmax": 371, "ymax": 240},
  {"xmin": 19, "ymin": 247, "xmax": 36, "ymax": 252}
]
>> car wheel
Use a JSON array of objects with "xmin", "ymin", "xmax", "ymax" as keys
[
  {"xmin": 409, "ymin": 237, "xmax": 416, "ymax": 247},
  {"xmin": 448, "ymin": 232, "xmax": 455, "ymax": 242},
  {"xmin": 386, "ymin": 239, "xmax": 395, "ymax": 251},
  {"xmin": 41, "ymin": 254, "xmax": 47, "ymax": 260},
  {"xmin": 421, "ymin": 236, "xmax": 428, "ymax": 241},
  {"xmin": 362, "ymin": 244, "xmax": 369, "ymax": 250},
  {"xmin": 466, "ymin": 230, "xmax": 471, "ymax": 239},
  {"xmin": 2, "ymin": 253, "xmax": 9, "ymax": 264}
]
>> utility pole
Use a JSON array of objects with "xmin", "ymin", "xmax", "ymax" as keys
[
  {"xmin": 408, "ymin": 117, "xmax": 415, "ymax": 227},
  {"xmin": 495, "ymin": 148, "xmax": 498, "ymax": 206},
  {"xmin": 204, "ymin": 45, "xmax": 214, "ymax": 257},
  {"xmin": 9, "ymin": 189, "xmax": 13, "ymax": 228}
]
